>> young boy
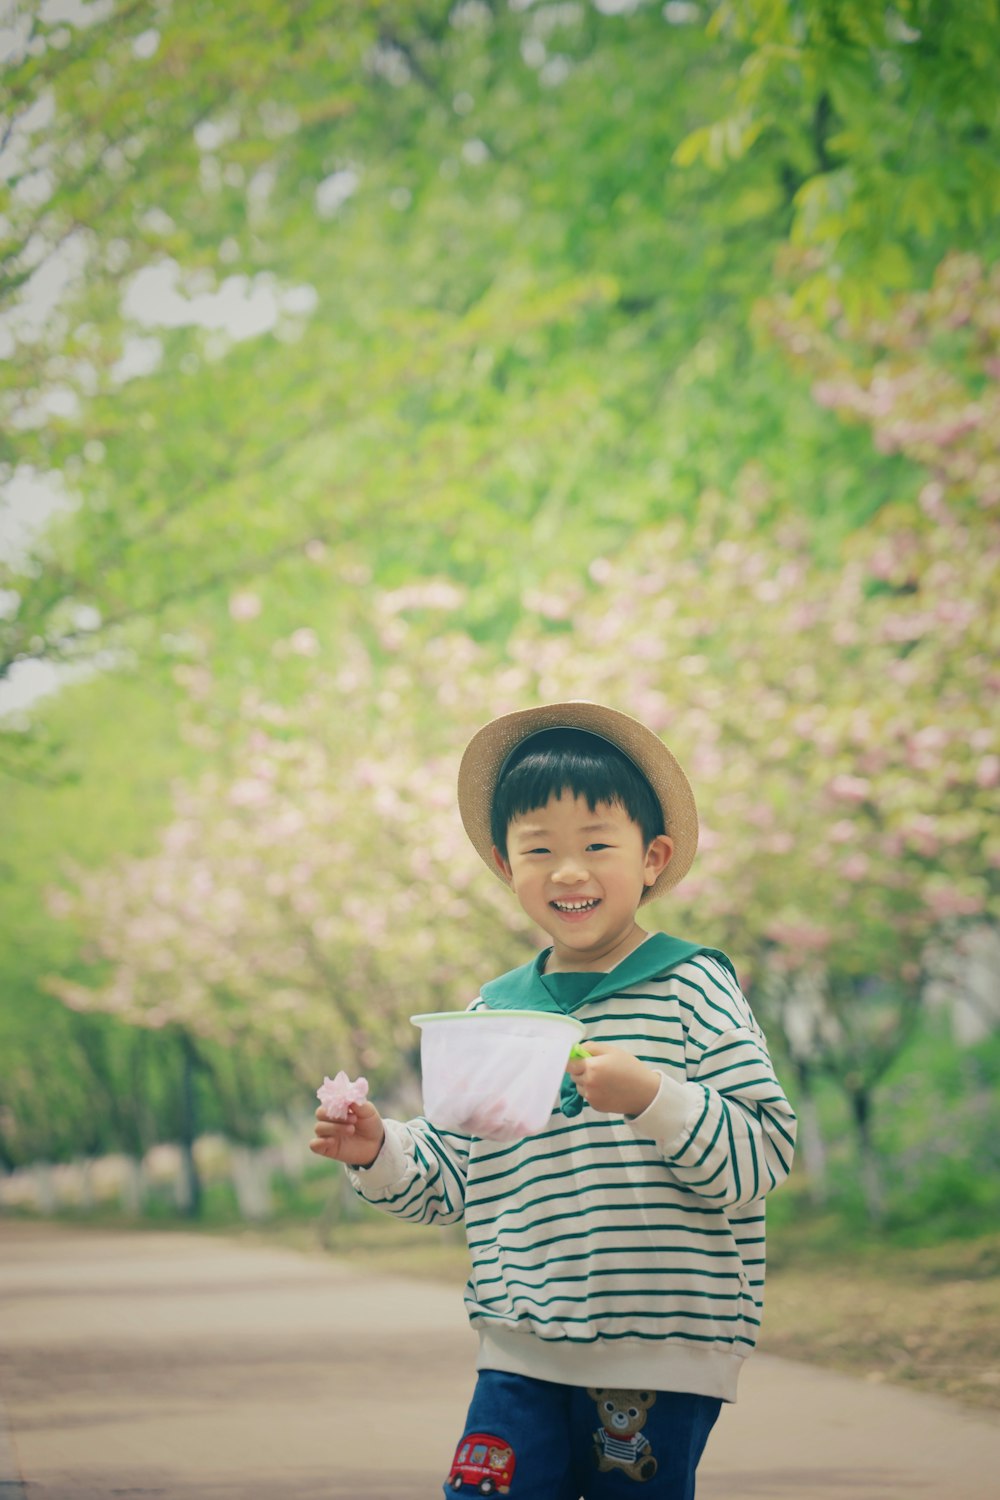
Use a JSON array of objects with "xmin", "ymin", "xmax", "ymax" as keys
[{"xmin": 311, "ymin": 701, "xmax": 796, "ymax": 1499}]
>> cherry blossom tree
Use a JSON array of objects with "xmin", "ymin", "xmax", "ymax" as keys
[{"xmin": 46, "ymin": 257, "xmax": 998, "ymax": 1222}]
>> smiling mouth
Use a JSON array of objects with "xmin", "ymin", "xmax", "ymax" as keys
[{"xmin": 551, "ymin": 898, "xmax": 601, "ymax": 913}]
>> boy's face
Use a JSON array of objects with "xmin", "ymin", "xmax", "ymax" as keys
[{"xmin": 493, "ymin": 792, "xmax": 673, "ymax": 972}]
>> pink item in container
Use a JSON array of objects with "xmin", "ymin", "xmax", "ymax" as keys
[
  {"xmin": 317, "ymin": 1071, "xmax": 369, "ymax": 1121},
  {"xmin": 410, "ymin": 1009, "xmax": 585, "ymax": 1143}
]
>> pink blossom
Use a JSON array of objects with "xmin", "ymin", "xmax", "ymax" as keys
[
  {"xmin": 289, "ymin": 628, "xmax": 320, "ymax": 657},
  {"xmin": 976, "ymin": 755, "xmax": 1000, "ymax": 790},
  {"xmin": 839, "ymin": 853, "xmax": 871, "ymax": 882},
  {"xmin": 229, "ymin": 778, "xmax": 272, "ymax": 808},
  {"xmin": 918, "ymin": 482, "xmax": 949, "ymax": 523},
  {"xmin": 522, "ymin": 589, "xmax": 572, "ymax": 621},
  {"xmin": 317, "ymin": 1071, "xmax": 369, "ymax": 1121},
  {"xmin": 902, "ymin": 814, "xmax": 940, "ymax": 858},
  {"xmin": 827, "ymin": 774, "xmax": 870, "ymax": 804},
  {"xmin": 923, "ymin": 886, "xmax": 984, "ymax": 920},
  {"xmin": 229, "ymin": 591, "xmax": 262, "ymax": 621},
  {"xmin": 763, "ymin": 918, "xmax": 832, "ymax": 954}
]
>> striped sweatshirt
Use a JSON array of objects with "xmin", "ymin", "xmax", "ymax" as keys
[{"xmin": 347, "ymin": 933, "xmax": 796, "ymax": 1402}]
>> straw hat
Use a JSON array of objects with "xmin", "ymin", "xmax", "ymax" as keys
[{"xmin": 457, "ymin": 701, "xmax": 698, "ymax": 903}]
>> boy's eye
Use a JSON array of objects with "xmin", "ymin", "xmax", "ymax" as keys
[
  {"xmin": 526, "ymin": 846, "xmax": 550, "ymax": 855},
  {"xmin": 587, "ymin": 843, "xmax": 611, "ymax": 851}
]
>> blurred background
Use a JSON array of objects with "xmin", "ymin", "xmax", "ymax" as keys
[{"xmin": 1, "ymin": 0, "xmax": 998, "ymax": 1409}]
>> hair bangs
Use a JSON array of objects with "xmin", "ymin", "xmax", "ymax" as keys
[{"xmin": 490, "ymin": 728, "xmax": 663, "ymax": 857}]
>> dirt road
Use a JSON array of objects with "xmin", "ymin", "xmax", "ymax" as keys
[{"xmin": 1, "ymin": 1220, "xmax": 998, "ymax": 1499}]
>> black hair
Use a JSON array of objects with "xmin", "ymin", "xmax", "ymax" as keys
[{"xmin": 490, "ymin": 727, "xmax": 664, "ymax": 858}]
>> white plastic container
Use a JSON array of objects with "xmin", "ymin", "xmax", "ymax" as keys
[{"xmin": 410, "ymin": 1009, "xmax": 586, "ymax": 1142}]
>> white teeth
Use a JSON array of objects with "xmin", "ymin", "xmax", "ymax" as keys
[{"xmin": 553, "ymin": 899, "xmax": 599, "ymax": 911}]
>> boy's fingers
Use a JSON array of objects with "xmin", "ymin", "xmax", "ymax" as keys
[
  {"xmin": 310, "ymin": 1131, "xmax": 351, "ymax": 1152},
  {"xmin": 315, "ymin": 1119, "xmax": 355, "ymax": 1134}
]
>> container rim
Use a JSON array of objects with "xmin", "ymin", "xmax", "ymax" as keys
[{"xmin": 410, "ymin": 1009, "xmax": 584, "ymax": 1034}]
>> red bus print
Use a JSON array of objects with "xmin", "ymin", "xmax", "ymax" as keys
[{"xmin": 446, "ymin": 1431, "xmax": 516, "ymax": 1494}]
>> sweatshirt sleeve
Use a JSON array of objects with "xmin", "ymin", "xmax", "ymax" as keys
[
  {"xmin": 625, "ymin": 956, "xmax": 796, "ymax": 1208},
  {"xmin": 345, "ymin": 1115, "xmax": 470, "ymax": 1226}
]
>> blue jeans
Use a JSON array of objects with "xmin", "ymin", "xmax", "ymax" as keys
[{"xmin": 443, "ymin": 1370, "xmax": 722, "ymax": 1499}]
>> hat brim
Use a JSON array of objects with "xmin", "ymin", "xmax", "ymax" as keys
[{"xmin": 457, "ymin": 701, "xmax": 698, "ymax": 904}]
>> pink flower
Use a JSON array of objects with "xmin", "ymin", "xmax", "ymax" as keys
[
  {"xmin": 317, "ymin": 1071, "xmax": 369, "ymax": 1121},
  {"xmin": 289, "ymin": 628, "xmax": 320, "ymax": 657},
  {"xmin": 923, "ymin": 886, "xmax": 984, "ymax": 921},
  {"xmin": 839, "ymin": 853, "xmax": 871, "ymax": 882},
  {"xmin": 229, "ymin": 591, "xmax": 262, "ymax": 621},
  {"xmin": 827, "ymin": 774, "xmax": 870, "ymax": 805},
  {"xmin": 976, "ymin": 755, "xmax": 1000, "ymax": 790}
]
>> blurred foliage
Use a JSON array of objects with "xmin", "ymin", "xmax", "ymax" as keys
[
  {"xmin": 1, "ymin": 2, "xmax": 999, "ymax": 1234},
  {"xmin": 7, "ymin": 0, "xmax": 998, "ymax": 696}
]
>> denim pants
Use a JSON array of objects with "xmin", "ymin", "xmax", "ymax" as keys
[{"xmin": 443, "ymin": 1369, "xmax": 722, "ymax": 1499}]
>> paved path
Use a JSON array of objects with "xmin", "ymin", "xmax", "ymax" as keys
[{"xmin": 1, "ymin": 1220, "xmax": 998, "ymax": 1499}]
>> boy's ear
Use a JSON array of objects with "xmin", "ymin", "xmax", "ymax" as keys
[
  {"xmin": 492, "ymin": 846, "xmax": 513, "ymax": 881},
  {"xmin": 644, "ymin": 834, "xmax": 673, "ymax": 886}
]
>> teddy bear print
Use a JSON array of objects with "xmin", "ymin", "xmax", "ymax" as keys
[{"xmin": 587, "ymin": 1388, "xmax": 658, "ymax": 1482}]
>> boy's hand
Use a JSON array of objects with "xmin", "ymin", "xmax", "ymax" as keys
[
  {"xmin": 310, "ymin": 1100, "xmax": 386, "ymax": 1168},
  {"xmin": 566, "ymin": 1042, "xmax": 660, "ymax": 1118}
]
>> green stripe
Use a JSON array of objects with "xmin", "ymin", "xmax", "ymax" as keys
[
  {"xmin": 716, "ymin": 1097, "xmax": 759, "ymax": 1200},
  {"xmin": 473, "ymin": 1115, "xmax": 628, "ymax": 1165},
  {"xmin": 590, "ymin": 1035, "xmax": 685, "ymax": 1056},
  {"xmin": 722, "ymin": 1099, "xmax": 743, "ymax": 1202},
  {"xmin": 394, "ymin": 1190, "xmax": 449, "ymax": 1223},
  {"xmin": 671, "ymin": 976, "xmax": 740, "ymax": 1032},
  {"xmin": 695, "ymin": 1044, "xmax": 758, "ymax": 1080},
  {"xmin": 467, "ymin": 1176, "xmax": 717, "ymax": 1222},
  {"xmin": 686, "ymin": 1104, "xmax": 725, "ymax": 1170},
  {"xmin": 471, "ymin": 1140, "xmax": 665, "ymax": 1190},
  {"xmin": 678, "ymin": 1156, "xmax": 727, "ymax": 1193},
  {"xmin": 423, "ymin": 1119, "xmax": 471, "ymax": 1154},
  {"xmin": 759, "ymin": 1100, "xmax": 797, "ymax": 1151},
  {"xmin": 470, "ymin": 1159, "xmax": 673, "ymax": 1207},
  {"xmin": 474, "ymin": 1244, "xmax": 745, "ymax": 1275},
  {"xmin": 602, "ymin": 990, "xmax": 727, "ymax": 1038},
  {"xmin": 689, "ymin": 956, "xmax": 742, "ymax": 1003},
  {"xmin": 466, "ymin": 1217, "xmax": 734, "ymax": 1253},
  {"xmin": 479, "ymin": 1266, "xmax": 746, "ymax": 1294},
  {"xmin": 674, "ymin": 1086, "xmax": 712, "ymax": 1160},
  {"xmin": 477, "ymin": 1286, "xmax": 744, "ymax": 1311},
  {"xmin": 718, "ymin": 1073, "xmax": 782, "ymax": 1094},
  {"xmin": 408, "ymin": 1140, "xmax": 458, "ymax": 1215},
  {"xmin": 415, "ymin": 1124, "xmax": 471, "ymax": 1207},
  {"xmin": 378, "ymin": 1164, "xmax": 440, "ymax": 1211},
  {"xmin": 701, "ymin": 1058, "xmax": 768, "ymax": 1085},
  {"xmin": 470, "ymin": 1305, "xmax": 744, "ymax": 1329},
  {"xmin": 583, "ymin": 1010, "xmax": 686, "ymax": 1029}
]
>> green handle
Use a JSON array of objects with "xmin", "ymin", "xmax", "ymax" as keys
[{"xmin": 568, "ymin": 1043, "xmax": 591, "ymax": 1060}]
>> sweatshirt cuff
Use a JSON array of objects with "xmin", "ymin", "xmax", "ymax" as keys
[
  {"xmin": 345, "ymin": 1118, "xmax": 408, "ymax": 1196},
  {"xmin": 625, "ymin": 1071, "xmax": 705, "ymax": 1157}
]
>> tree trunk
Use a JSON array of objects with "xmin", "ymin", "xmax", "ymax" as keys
[
  {"xmin": 848, "ymin": 1084, "xmax": 885, "ymax": 1226},
  {"xmin": 178, "ymin": 1032, "xmax": 202, "ymax": 1219},
  {"xmin": 795, "ymin": 1085, "xmax": 828, "ymax": 1206}
]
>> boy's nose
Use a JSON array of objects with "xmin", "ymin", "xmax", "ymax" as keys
[{"xmin": 551, "ymin": 857, "xmax": 588, "ymax": 884}]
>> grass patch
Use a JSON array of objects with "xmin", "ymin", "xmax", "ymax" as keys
[{"xmin": 761, "ymin": 1226, "xmax": 1000, "ymax": 1411}]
